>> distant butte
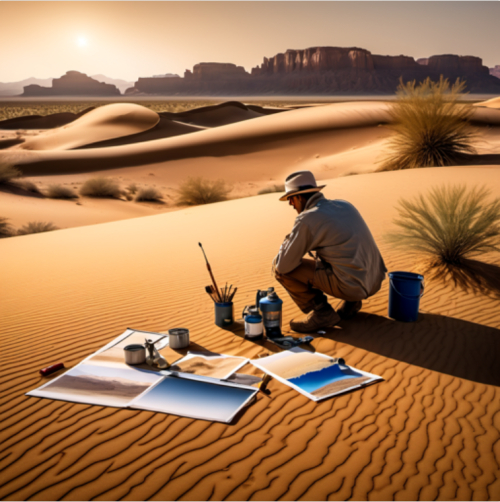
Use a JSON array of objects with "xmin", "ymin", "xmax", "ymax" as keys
[
  {"xmin": 126, "ymin": 46, "xmax": 500, "ymax": 96},
  {"xmin": 23, "ymin": 71, "xmax": 120, "ymax": 97}
]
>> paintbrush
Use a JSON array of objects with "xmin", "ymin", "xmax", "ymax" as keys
[
  {"xmin": 199, "ymin": 243, "xmax": 222, "ymax": 302},
  {"xmin": 205, "ymin": 285, "xmax": 216, "ymax": 303},
  {"xmin": 229, "ymin": 287, "xmax": 237, "ymax": 302}
]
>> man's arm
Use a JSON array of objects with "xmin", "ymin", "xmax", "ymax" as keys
[{"xmin": 274, "ymin": 217, "xmax": 313, "ymax": 275}]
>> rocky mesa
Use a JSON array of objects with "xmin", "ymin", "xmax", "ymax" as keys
[
  {"xmin": 23, "ymin": 71, "xmax": 121, "ymax": 97},
  {"xmin": 126, "ymin": 46, "xmax": 500, "ymax": 96}
]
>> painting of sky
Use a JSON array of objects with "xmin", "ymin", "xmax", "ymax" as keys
[{"xmin": 132, "ymin": 375, "xmax": 257, "ymax": 423}]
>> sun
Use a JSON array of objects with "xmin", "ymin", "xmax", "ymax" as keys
[{"xmin": 77, "ymin": 36, "xmax": 88, "ymax": 48}]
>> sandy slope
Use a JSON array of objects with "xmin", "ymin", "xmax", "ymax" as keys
[
  {"xmin": 2, "ymin": 99, "xmax": 499, "ymax": 232},
  {"xmin": 16, "ymin": 103, "xmax": 159, "ymax": 151},
  {"xmin": 1, "ymin": 167, "xmax": 499, "ymax": 501}
]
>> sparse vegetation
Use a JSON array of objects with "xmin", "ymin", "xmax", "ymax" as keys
[
  {"xmin": 385, "ymin": 184, "xmax": 500, "ymax": 267},
  {"xmin": 135, "ymin": 187, "xmax": 164, "ymax": 203},
  {"xmin": 176, "ymin": 177, "xmax": 232, "ymax": 206},
  {"xmin": 46, "ymin": 184, "xmax": 78, "ymax": 199},
  {"xmin": 257, "ymin": 184, "xmax": 285, "ymax": 195},
  {"xmin": 79, "ymin": 177, "xmax": 122, "ymax": 199},
  {"xmin": 0, "ymin": 163, "xmax": 22, "ymax": 184},
  {"xmin": 17, "ymin": 221, "xmax": 59, "ymax": 235},
  {"xmin": 379, "ymin": 77, "xmax": 477, "ymax": 171},
  {"xmin": 0, "ymin": 217, "xmax": 13, "ymax": 238},
  {"xmin": 126, "ymin": 183, "xmax": 138, "ymax": 195},
  {"xmin": 12, "ymin": 179, "xmax": 42, "ymax": 194}
]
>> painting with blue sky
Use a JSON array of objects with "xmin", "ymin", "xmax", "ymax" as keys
[
  {"xmin": 252, "ymin": 348, "xmax": 382, "ymax": 401},
  {"xmin": 131, "ymin": 375, "xmax": 257, "ymax": 423}
]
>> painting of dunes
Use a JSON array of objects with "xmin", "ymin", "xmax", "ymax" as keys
[
  {"xmin": 253, "ymin": 348, "xmax": 382, "ymax": 401},
  {"xmin": 27, "ymin": 364, "xmax": 162, "ymax": 407}
]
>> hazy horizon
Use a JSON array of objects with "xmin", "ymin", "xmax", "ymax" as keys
[{"xmin": 1, "ymin": 1, "xmax": 499, "ymax": 83}]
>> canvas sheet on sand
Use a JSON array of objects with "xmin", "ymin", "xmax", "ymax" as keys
[
  {"xmin": 27, "ymin": 329, "xmax": 257, "ymax": 423},
  {"xmin": 251, "ymin": 347, "xmax": 383, "ymax": 401}
]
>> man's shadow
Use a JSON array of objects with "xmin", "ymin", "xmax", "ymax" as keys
[{"xmin": 323, "ymin": 312, "xmax": 500, "ymax": 386}]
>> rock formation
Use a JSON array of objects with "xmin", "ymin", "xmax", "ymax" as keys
[
  {"xmin": 490, "ymin": 66, "xmax": 500, "ymax": 79},
  {"xmin": 23, "ymin": 71, "xmax": 120, "ymax": 96},
  {"xmin": 124, "ymin": 47, "xmax": 500, "ymax": 96}
]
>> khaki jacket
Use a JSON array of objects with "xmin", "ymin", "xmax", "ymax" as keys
[{"xmin": 274, "ymin": 192, "xmax": 386, "ymax": 301}]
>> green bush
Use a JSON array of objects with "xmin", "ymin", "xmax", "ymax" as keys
[
  {"xmin": 79, "ymin": 177, "xmax": 122, "ymax": 198},
  {"xmin": 257, "ymin": 184, "xmax": 285, "ymax": 195},
  {"xmin": 135, "ymin": 187, "xmax": 164, "ymax": 203},
  {"xmin": 17, "ymin": 221, "xmax": 59, "ymax": 235},
  {"xmin": 379, "ymin": 77, "xmax": 477, "ymax": 171},
  {"xmin": 46, "ymin": 184, "xmax": 78, "ymax": 199},
  {"xmin": 176, "ymin": 177, "xmax": 232, "ymax": 206},
  {"xmin": 385, "ymin": 184, "xmax": 500, "ymax": 265},
  {"xmin": 0, "ymin": 217, "xmax": 13, "ymax": 238},
  {"xmin": 0, "ymin": 163, "xmax": 22, "ymax": 184}
]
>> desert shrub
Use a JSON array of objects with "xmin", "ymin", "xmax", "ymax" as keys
[
  {"xmin": 385, "ymin": 184, "xmax": 500, "ymax": 266},
  {"xmin": 135, "ymin": 187, "xmax": 164, "ymax": 203},
  {"xmin": 79, "ymin": 177, "xmax": 122, "ymax": 198},
  {"xmin": 125, "ymin": 192, "xmax": 133, "ymax": 201},
  {"xmin": 257, "ymin": 184, "xmax": 285, "ymax": 195},
  {"xmin": 13, "ymin": 179, "xmax": 42, "ymax": 194},
  {"xmin": 126, "ymin": 182, "xmax": 138, "ymax": 194},
  {"xmin": 0, "ymin": 163, "xmax": 22, "ymax": 184},
  {"xmin": 46, "ymin": 184, "xmax": 78, "ymax": 199},
  {"xmin": 0, "ymin": 217, "xmax": 14, "ymax": 238},
  {"xmin": 17, "ymin": 221, "xmax": 59, "ymax": 235},
  {"xmin": 176, "ymin": 177, "xmax": 232, "ymax": 206},
  {"xmin": 379, "ymin": 77, "xmax": 477, "ymax": 171}
]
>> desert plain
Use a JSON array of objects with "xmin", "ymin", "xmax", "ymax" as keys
[{"xmin": 1, "ymin": 95, "xmax": 500, "ymax": 500}]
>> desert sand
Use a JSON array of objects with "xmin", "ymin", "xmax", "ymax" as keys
[
  {"xmin": 1, "ymin": 98, "xmax": 500, "ymax": 500},
  {"xmin": 171, "ymin": 355, "xmax": 245, "ymax": 379}
]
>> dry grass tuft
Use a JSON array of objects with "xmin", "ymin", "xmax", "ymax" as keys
[
  {"xmin": 0, "ymin": 217, "xmax": 14, "ymax": 238},
  {"xmin": 12, "ymin": 180, "xmax": 42, "ymax": 194},
  {"xmin": 385, "ymin": 184, "xmax": 500, "ymax": 267},
  {"xmin": 176, "ymin": 177, "xmax": 232, "ymax": 206},
  {"xmin": 0, "ymin": 163, "xmax": 22, "ymax": 184},
  {"xmin": 379, "ymin": 77, "xmax": 477, "ymax": 171},
  {"xmin": 46, "ymin": 184, "xmax": 78, "ymax": 199},
  {"xmin": 135, "ymin": 187, "xmax": 164, "ymax": 203},
  {"xmin": 17, "ymin": 221, "xmax": 59, "ymax": 235},
  {"xmin": 126, "ymin": 183, "xmax": 138, "ymax": 195},
  {"xmin": 80, "ymin": 177, "xmax": 122, "ymax": 199},
  {"xmin": 257, "ymin": 184, "xmax": 285, "ymax": 195}
]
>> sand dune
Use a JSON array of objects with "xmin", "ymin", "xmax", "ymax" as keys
[
  {"xmin": 1, "ymin": 165, "xmax": 499, "ymax": 500},
  {"xmin": 16, "ymin": 103, "xmax": 159, "ymax": 151}
]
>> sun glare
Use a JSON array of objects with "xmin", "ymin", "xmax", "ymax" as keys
[{"xmin": 77, "ymin": 36, "xmax": 88, "ymax": 47}]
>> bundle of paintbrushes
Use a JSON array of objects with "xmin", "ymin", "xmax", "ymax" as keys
[
  {"xmin": 205, "ymin": 284, "xmax": 237, "ymax": 304},
  {"xmin": 199, "ymin": 242, "xmax": 237, "ymax": 304}
]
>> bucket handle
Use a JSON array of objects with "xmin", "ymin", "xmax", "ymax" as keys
[{"xmin": 390, "ymin": 278, "xmax": 425, "ymax": 300}]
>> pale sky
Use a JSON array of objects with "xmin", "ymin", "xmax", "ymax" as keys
[{"xmin": 0, "ymin": 1, "xmax": 499, "ymax": 83}]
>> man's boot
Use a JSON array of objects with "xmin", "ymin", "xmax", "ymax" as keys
[
  {"xmin": 290, "ymin": 302, "xmax": 341, "ymax": 333},
  {"xmin": 337, "ymin": 300, "xmax": 362, "ymax": 320}
]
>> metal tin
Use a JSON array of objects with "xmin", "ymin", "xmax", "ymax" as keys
[
  {"xmin": 124, "ymin": 344, "xmax": 146, "ymax": 365},
  {"xmin": 168, "ymin": 328, "xmax": 190, "ymax": 349}
]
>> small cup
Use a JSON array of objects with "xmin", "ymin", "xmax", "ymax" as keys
[
  {"xmin": 124, "ymin": 344, "xmax": 146, "ymax": 365},
  {"xmin": 168, "ymin": 328, "xmax": 190, "ymax": 349},
  {"xmin": 215, "ymin": 302, "xmax": 234, "ymax": 327}
]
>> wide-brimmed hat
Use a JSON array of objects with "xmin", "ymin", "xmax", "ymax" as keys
[{"xmin": 279, "ymin": 170, "xmax": 326, "ymax": 201}]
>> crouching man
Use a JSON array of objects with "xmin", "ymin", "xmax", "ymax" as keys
[{"xmin": 273, "ymin": 170, "xmax": 387, "ymax": 333}]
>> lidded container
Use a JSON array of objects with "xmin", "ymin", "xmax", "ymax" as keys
[
  {"xmin": 258, "ymin": 287, "xmax": 283, "ymax": 337},
  {"xmin": 242, "ymin": 305, "xmax": 263, "ymax": 340}
]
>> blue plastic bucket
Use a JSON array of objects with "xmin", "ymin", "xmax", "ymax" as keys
[{"xmin": 388, "ymin": 271, "xmax": 425, "ymax": 322}]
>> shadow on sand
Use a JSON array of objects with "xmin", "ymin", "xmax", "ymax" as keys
[
  {"xmin": 324, "ymin": 311, "xmax": 500, "ymax": 386},
  {"xmin": 428, "ymin": 258, "xmax": 500, "ymax": 298}
]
